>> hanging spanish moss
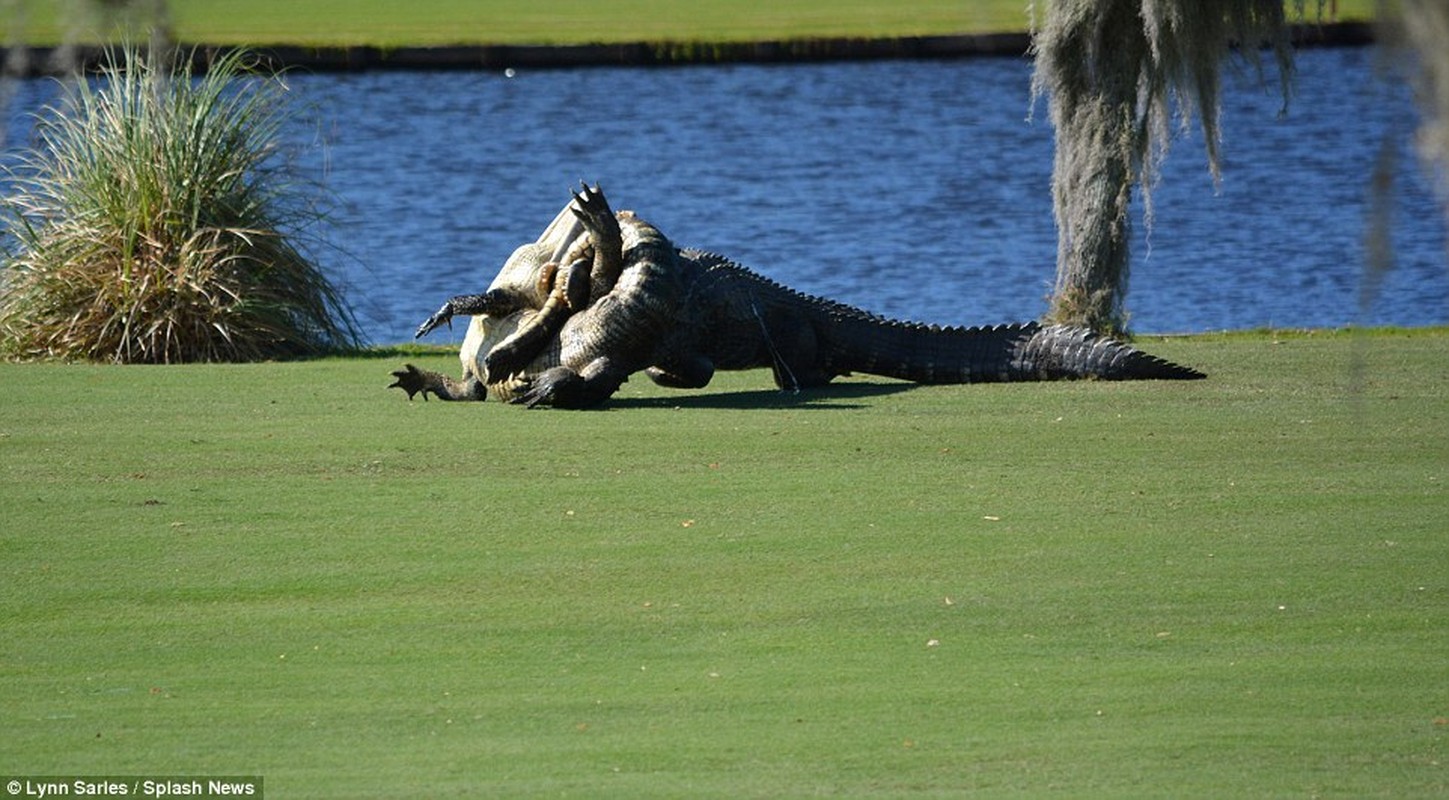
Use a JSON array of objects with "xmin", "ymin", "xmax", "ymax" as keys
[
  {"xmin": 1381, "ymin": 0, "xmax": 1449, "ymax": 206},
  {"xmin": 1365, "ymin": 0, "xmax": 1449, "ymax": 324},
  {"xmin": 1031, "ymin": 1, "xmax": 1310, "ymax": 334},
  {"xmin": 3, "ymin": 0, "xmax": 173, "ymax": 149}
]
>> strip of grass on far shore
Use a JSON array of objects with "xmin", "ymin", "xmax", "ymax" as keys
[
  {"xmin": 2, "ymin": 329, "xmax": 1445, "ymax": 796},
  {"xmin": 11, "ymin": 0, "xmax": 1377, "ymax": 48}
]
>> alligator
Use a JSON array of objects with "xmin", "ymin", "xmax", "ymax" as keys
[{"xmin": 389, "ymin": 186, "xmax": 1204, "ymax": 408}]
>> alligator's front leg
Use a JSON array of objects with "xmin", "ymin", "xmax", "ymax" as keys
[
  {"xmin": 396, "ymin": 289, "xmax": 533, "ymax": 401},
  {"xmin": 512, "ymin": 358, "xmax": 631, "ymax": 410},
  {"xmin": 388, "ymin": 364, "xmax": 488, "ymax": 401},
  {"xmin": 414, "ymin": 289, "xmax": 527, "ymax": 339},
  {"xmin": 483, "ymin": 258, "xmax": 591, "ymax": 380}
]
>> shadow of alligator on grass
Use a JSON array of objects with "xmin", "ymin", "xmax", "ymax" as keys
[{"xmin": 607, "ymin": 381, "xmax": 919, "ymax": 410}]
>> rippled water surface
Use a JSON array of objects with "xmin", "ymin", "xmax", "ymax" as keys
[{"xmin": 5, "ymin": 47, "xmax": 1446, "ymax": 343}]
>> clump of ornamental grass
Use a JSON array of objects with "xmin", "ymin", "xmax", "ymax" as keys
[{"xmin": 0, "ymin": 46, "xmax": 359, "ymax": 363}]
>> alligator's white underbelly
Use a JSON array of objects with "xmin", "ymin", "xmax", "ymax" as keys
[{"xmin": 459, "ymin": 311, "xmax": 564, "ymax": 401}]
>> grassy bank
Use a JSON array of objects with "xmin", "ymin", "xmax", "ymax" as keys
[
  {"xmin": 2, "ymin": 329, "xmax": 1445, "ymax": 796},
  {"xmin": 11, "ymin": 0, "xmax": 1377, "ymax": 48}
]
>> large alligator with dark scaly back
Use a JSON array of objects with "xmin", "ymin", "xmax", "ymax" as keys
[{"xmin": 389, "ymin": 186, "xmax": 1203, "ymax": 408}]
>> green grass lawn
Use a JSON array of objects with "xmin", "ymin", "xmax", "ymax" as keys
[
  {"xmin": 2, "ymin": 329, "xmax": 1445, "ymax": 796},
  {"xmin": 11, "ymin": 0, "xmax": 1377, "ymax": 47}
]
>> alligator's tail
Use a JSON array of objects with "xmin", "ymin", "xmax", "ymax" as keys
[
  {"xmin": 698, "ymin": 257, "xmax": 1204, "ymax": 384},
  {"xmin": 834, "ymin": 320, "xmax": 1205, "ymax": 383},
  {"xmin": 1003, "ymin": 323, "xmax": 1205, "ymax": 381}
]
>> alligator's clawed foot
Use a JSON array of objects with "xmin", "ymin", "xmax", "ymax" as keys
[
  {"xmin": 511, "ymin": 366, "xmax": 587, "ymax": 409},
  {"xmin": 570, "ymin": 182, "xmax": 618, "ymax": 240},
  {"xmin": 388, "ymin": 363, "xmax": 433, "ymax": 401},
  {"xmin": 414, "ymin": 303, "xmax": 455, "ymax": 339},
  {"xmin": 482, "ymin": 344, "xmax": 528, "ymax": 384}
]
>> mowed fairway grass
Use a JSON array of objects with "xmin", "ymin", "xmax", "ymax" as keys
[
  {"xmin": 2, "ymin": 330, "xmax": 1446, "ymax": 796},
  {"xmin": 15, "ymin": 0, "xmax": 1376, "ymax": 47}
]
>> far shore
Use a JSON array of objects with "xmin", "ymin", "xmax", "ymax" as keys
[{"xmin": 7, "ymin": 21, "xmax": 1374, "ymax": 76}]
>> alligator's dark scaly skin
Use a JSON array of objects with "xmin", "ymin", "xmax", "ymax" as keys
[{"xmin": 391, "ymin": 188, "xmax": 1203, "ymax": 408}]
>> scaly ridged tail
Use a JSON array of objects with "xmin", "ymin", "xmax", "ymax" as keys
[
  {"xmin": 1007, "ymin": 323, "xmax": 1205, "ymax": 381},
  {"xmin": 833, "ymin": 319, "xmax": 1205, "ymax": 383},
  {"xmin": 696, "ymin": 256, "xmax": 1204, "ymax": 384}
]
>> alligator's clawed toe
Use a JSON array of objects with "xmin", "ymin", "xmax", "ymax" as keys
[
  {"xmin": 571, "ymin": 180, "xmax": 600, "ymax": 206},
  {"xmin": 569, "ymin": 182, "xmax": 614, "ymax": 228},
  {"xmin": 482, "ymin": 346, "xmax": 525, "ymax": 384},
  {"xmin": 510, "ymin": 371, "xmax": 555, "ymax": 408},
  {"xmin": 388, "ymin": 363, "xmax": 430, "ymax": 401},
  {"xmin": 510, "ymin": 383, "xmax": 548, "ymax": 408},
  {"xmin": 510, "ymin": 366, "xmax": 587, "ymax": 409},
  {"xmin": 415, "ymin": 305, "xmax": 455, "ymax": 339}
]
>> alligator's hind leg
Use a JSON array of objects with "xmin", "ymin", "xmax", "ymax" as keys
[
  {"xmin": 570, "ymin": 183, "xmax": 624, "ymax": 297},
  {"xmin": 757, "ymin": 317, "xmax": 836, "ymax": 391}
]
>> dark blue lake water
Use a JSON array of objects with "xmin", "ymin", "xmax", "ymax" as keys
[{"xmin": 4, "ymin": 47, "xmax": 1447, "ymax": 344}]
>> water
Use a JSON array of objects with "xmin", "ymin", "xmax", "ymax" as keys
[{"xmin": 4, "ymin": 47, "xmax": 1446, "ymax": 344}]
